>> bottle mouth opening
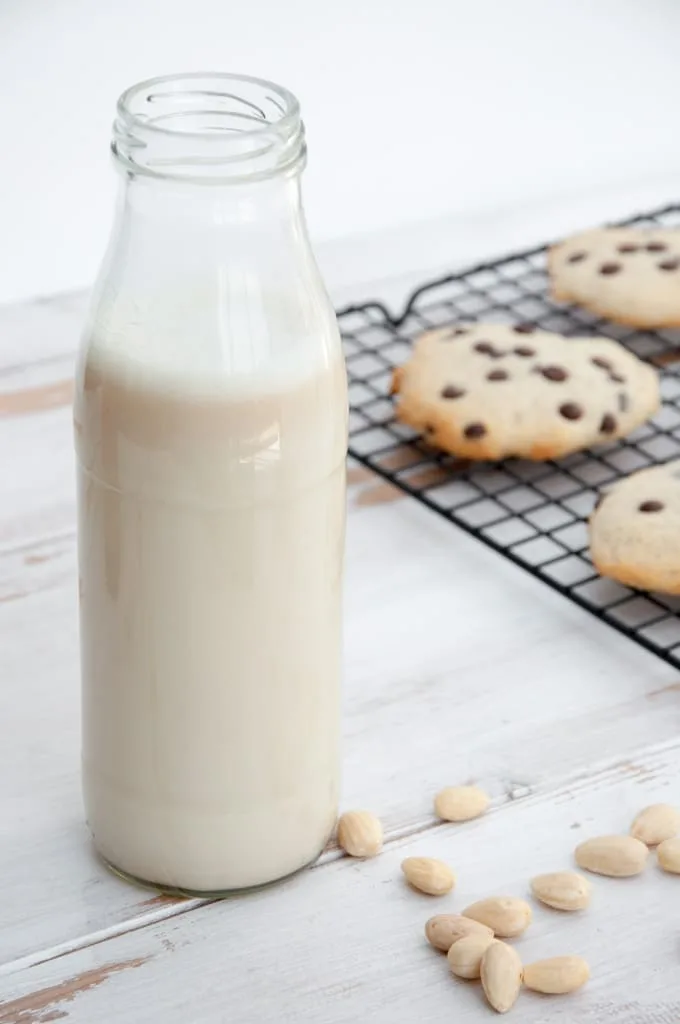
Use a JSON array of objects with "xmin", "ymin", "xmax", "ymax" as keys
[{"xmin": 112, "ymin": 73, "xmax": 306, "ymax": 183}]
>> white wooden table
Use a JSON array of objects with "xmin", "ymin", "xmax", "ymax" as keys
[{"xmin": 1, "ymin": 279, "xmax": 679, "ymax": 1024}]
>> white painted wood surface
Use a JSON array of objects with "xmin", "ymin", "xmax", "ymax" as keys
[
  {"xmin": 2, "ymin": 750, "xmax": 679, "ymax": 1022},
  {"xmin": 0, "ymin": 287, "xmax": 679, "ymax": 1020}
]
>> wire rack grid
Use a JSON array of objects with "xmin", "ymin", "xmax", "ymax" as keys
[{"xmin": 338, "ymin": 203, "xmax": 680, "ymax": 669}]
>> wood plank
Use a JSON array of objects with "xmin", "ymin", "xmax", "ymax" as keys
[
  {"xmin": 1, "ymin": 491, "xmax": 678, "ymax": 971},
  {"xmin": 2, "ymin": 745, "xmax": 678, "ymax": 1022},
  {"xmin": 0, "ymin": 294, "xmax": 80, "ymax": 549},
  {"xmin": 0, "ymin": 294, "xmax": 86, "ymax": 374},
  {"xmin": 0, "ymin": 401, "xmax": 74, "ymax": 551},
  {"xmin": 0, "ymin": 324, "xmax": 76, "ymax": 550}
]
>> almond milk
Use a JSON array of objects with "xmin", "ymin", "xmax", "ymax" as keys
[{"xmin": 75, "ymin": 341, "xmax": 347, "ymax": 893}]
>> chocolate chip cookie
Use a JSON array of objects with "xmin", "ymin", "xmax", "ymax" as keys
[
  {"xmin": 590, "ymin": 461, "xmax": 680, "ymax": 593},
  {"xmin": 390, "ymin": 322, "xmax": 659, "ymax": 461},
  {"xmin": 549, "ymin": 227, "xmax": 680, "ymax": 328}
]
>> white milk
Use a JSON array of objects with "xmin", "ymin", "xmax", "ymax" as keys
[{"xmin": 75, "ymin": 338, "xmax": 347, "ymax": 893}]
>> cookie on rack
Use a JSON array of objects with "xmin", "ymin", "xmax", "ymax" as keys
[
  {"xmin": 390, "ymin": 322, "xmax": 659, "ymax": 461},
  {"xmin": 549, "ymin": 226, "xmax": 680, "ymax": 328},
  {"xmin": 589, "ymin": 461, "xmax": 680, "ymax": 593}
]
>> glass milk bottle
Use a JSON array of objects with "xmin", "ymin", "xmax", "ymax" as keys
[{"xmin": 74, "ymin": 74, "xmax": 348, "ymax": 895}]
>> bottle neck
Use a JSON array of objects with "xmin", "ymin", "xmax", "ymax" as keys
[
  {"xmin": 95, "ymin": 73, "xmax": 326, "ymax": 346},
  {"xmin": 120, "ymin": 170, "xmax": 306, "ymax": 233}
]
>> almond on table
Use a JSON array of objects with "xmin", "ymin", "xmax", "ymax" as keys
[
  {"xmin": 657, "ymin": 836, "xmax": 680, "ymax": 874},
  {"xmin": 630, "ymin": 804, "xmax": 680, "ymax": 847},
  {"xmin": 523, "ymin": 955, "xmax": 590, "ymax": 995},
  {"xmin": 530, "ymin": 871, "xmax": 591, "ymax": 911},
  {"xmin": 447, "ymin": 932, "xmax": 494, "ymax": 980},
  {"xmin": 336, "ymin": 810, "xmax": 383, "ymax": 858},
  {"xmin": 462, "ymin": 897, "xmax": 532, "ymax": 938},
  {"xmin": 401, "ymin": 857, "xmax": 455, "ymax": 895},
  {"xmin": 434, "ymin": 785, "xmax": 490, "ymax": 823},
  {"xmin": 575, "ymin": 835, "xmax": 648, "ymax": 877},
  {"xmin": 425, "ymin": 914, "xmax": 494, "ymax": 952},
  {"xmin": 480, "ymin": 941, "xmax": 523, "ymax": 1014}
]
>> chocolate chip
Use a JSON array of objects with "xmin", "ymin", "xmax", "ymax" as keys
[
  {"xmin": 658, "ymin": 259, "xmax": 680, "ymax": 271},
  {"xmin": 513, "ymin": 322, "xmax": 536, "ymax": 334},
  {"xmin": 448, "ymin": 327, "xmax": 469, "ymax": 337},
  {"xmin": 618, "ymin": 392, "xmax": 629, "ymax": 412},
  {"xmin": 541, "ymin": 365, "xmax": 569, "ymax": 382},
  {"xmin": 464, "ymin": 422, "xmax": 487, "ymax": 439},
  {"xmin": 424, "ymin": 423, "xmax": 435, "ymax": 434},
  {"xmin": 441, "ymin": 385, "xmax": 465, "ymax": 399},
  {"xmin": 567, "ymin": 251, "xmax": 587, "ymax": 264},
  {"xmin": 591, "ymin": 356, "xmax": 612, "ymax": 370},
  {"xmin": 559, "ymin": 402, "xmax": 583, "ymax": 421},
  {"xmin": 513, "ymin": 346, "xmax": 535, "ymax": 357},
  {"xmin": 639, "ymin": 499, "xmax": 664, "ymax": 512},
  {"xmin": 487, "ymin": 369, "xmax": 509, "ymax": 381},
  {"xmin": 646, "ymin": 242, "xmax": 667, "ymax": 252},
  {"xmin": 599, "ymin": 262, "xmax": 622, "ymax": 275},
  {"xmin": 600, "ymin": 413, "xmax": 617, "ymax": 434},
  {"xmin": 475, "ymin": 341, "xmax": 506, "ymax": 358},
  {"xmin": 609, "ymin": 372, "xmax": 625, "ymax": 384},
  {"xmin": 617, "ymin": 243, "xmax": 639, "ymax": 253}
]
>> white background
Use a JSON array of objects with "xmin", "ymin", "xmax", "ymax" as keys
[{"xmin": 2, "ymin": 0, "xmax": 680, "ymax": 305}]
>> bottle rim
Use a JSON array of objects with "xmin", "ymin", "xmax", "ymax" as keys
[{"xmin": 112, "ymin": 72, "xmax": 306, "ymax": 184}]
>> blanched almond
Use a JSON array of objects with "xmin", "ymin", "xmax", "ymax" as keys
[
  {"xmin": 630, "ymin": 804, "xmax": 680, "ymax": 847},
  {"xmin": 447, "ymin": 932, "xmax": 494, "ymax": 979},
  {"xmin": 463, "ymin": 897, "xmax": 532, "ymax": 938},
  {"xmin": 530, "ymin": 871, "xmax": 591, "ymax": 911},
  {"xmin": 657, "ymin": 836, "xmax": 680, "ymax": 874},
  {"xmin": 336, "ymin": 810, "xmax": 383, "ymax": 858},
  {"xmin": 523, "ymin": 955, "xmax": 590, "ymax": 995},
  {"xmin": 434, "ymin": 785, "xmax": 490, "ymax": 822},
  {"xmin": 425, "ymin": 914, "xmax": 494, "ymax": 952},
  {"xmin": 401, "ymin": 857, "xmax": 455, "ymax": 895},
  {"xmin": 575, "ymin": 835, "xmax": 648, "ymax": 877},
  {"xmin": 481, "ymin": 941, "xmax": 523, "ymax": 1013}
]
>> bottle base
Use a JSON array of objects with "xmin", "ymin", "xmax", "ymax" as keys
[{"xmin": 98, "ymin": 847, "xmax": 327, "ymax": 899}]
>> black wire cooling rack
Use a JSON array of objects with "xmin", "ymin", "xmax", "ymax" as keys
[{"xmin": 338, "ymin": 203, "xmax": 680, "ymax": 669}]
